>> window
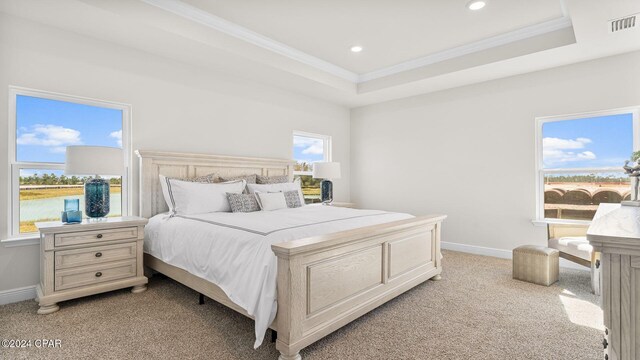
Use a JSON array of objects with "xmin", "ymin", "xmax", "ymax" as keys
[
  {"xmin": 8, "ymin": 87, "xmax": 130, "ymax": 237},
  {"xmin": 292, "ymin": 131, "xmax": 331, "ymax": 204},
  {"xmin": 535, "ymin": 108, "xmax": 639, "ymax": 223}
]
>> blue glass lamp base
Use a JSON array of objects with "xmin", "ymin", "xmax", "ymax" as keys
[
  {"xmin": 321, "ymin": 180, "xmax": 333, "ymax": 204},
  {"xmin": 85, "ymin": 178, "xmax": 111, "ymax": 218}
]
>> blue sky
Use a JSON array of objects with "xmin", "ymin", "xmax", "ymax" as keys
[
  {"xmin": 16, "ymin": 95, "xmax": 123, "ymax": 164},
  {"xmin": 542, "ymin": 113, "xmax": 633, "ymax": 169},
  {"xmin": 293, "ymin": 135, "xmax": 325, "ymax": 164}
]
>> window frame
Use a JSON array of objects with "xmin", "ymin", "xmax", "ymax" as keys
[
  {"xmin": 534, "ymin": 107, "xmax": 640, "ymax": 225},
  {"xmin": 292, "ymin": 130, "xmax": 332, "ymax": 176},
  {"xmin": 7, "ymin": 86, "xmax": 132, "ymax": 238}
]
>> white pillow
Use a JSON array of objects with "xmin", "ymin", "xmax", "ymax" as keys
[
  {"xmin": 255, "ymin": 192, "xmax": 288, "ymax": 211},
  {"xmin": 159, "ymin": 175, "xmax": 245, "ymax": 215},
  {"xmin": 247, "ymin": 178, "xmax": 305, "ymax": 205}
]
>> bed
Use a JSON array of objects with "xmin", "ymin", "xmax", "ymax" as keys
[{"xmin": 137, "ymin": 150, "xmax": 446, "ymax": 360}]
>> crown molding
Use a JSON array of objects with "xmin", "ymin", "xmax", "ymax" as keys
[
  {"xmin": 357, "ymin": 16, "xmax": 573, "ymax": 82},
  {"xmin": 142, "ymin": 0, "xmax": 573, "ymax": 85},
  {"xmin": 141, "ymin": 0, "xmax": 359, "ymax": 82}
]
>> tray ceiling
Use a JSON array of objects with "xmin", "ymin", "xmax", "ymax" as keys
[
  {"xmin": 181, "ymin": 0, "xmax": 566, "ymax": 74},
  {"xmin": 1, "ymin": 0, "xmax": 639, "ymax": 107}
]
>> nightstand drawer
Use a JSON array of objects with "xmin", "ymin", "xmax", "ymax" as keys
[
  {"xmin": 54, "ymin": 227, "xmax": 138, "ymax": 247},
  {"xmin": 55, "ymin": 259, "xmax": 136, "ymax": 291},
  {"xmin": 55, "ymin": 242, "xmax": 137, "ymax": 270}
]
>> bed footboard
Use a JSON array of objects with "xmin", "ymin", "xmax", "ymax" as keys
[{"xmin": 271, "ymin": 214, "xmax": 446, "ymax": 360}]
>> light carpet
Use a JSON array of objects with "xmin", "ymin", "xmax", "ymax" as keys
[{"xmin": 0, "ymin": 250, "xmax": 603, "ymax": 359}]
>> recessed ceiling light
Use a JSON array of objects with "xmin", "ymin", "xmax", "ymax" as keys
[
  {"xmin": 350, "ymin": 46, "xmax": 363, "ymax": 53},
  {"xmin": 467, "ymin": 1, "xmax": 486, "ymax": 10}
]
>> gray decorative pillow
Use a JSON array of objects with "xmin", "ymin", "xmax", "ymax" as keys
[
  {"xmin": 168, "ymin": 173, "xmax": 218, "ymax": 183},
  {"xmin": 227, "ymin": 193, "xmax": 260, "ymax": 213},
  {"xmin": 190, "ymin": 173, "xmax": 219, "ymax": 183},
  {"xmin": 219, "ymin": 174, "xmax": 257, "ymax": 184},
  {"xmin": 256, "ymin": 175, "xmax": 290, "ymax": 184},
  {"xmin": 283, "ymin": 190, "xmax": 302, "ymax": 208},
  {"xmin": 219, "ymin": 174, "xmax": 255, "ymax": 194}
]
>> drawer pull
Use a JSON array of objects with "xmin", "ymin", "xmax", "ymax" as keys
[
  {"xmin": 95, "ymin": 272, "xmax": 102, "ymax": 278},
  {"xmin": 95, "ymin": 252, "xmax": 102, "ymax": 258},
  {"xmin": 595, "ymin": 259, "xmax": 600, "ymax": 269},
  {"xmin": 603, "ymin": 338, "xmax": 608, "ymax": 349},
  {"xmin": 605, "ymin": 355, "xmax": 608, "ymax": 360},
  {"xmin": 605, "ymin": 328, "xmax": 608, "ymax": 335},
  {"xmin": 96, "ymin": 234, "xmax": 103, "ymax": 239}
]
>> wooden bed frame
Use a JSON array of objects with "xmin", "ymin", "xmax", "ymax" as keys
[{"xmin": 136, "ymin": 150, "xmax": 445, "ymax": 360}]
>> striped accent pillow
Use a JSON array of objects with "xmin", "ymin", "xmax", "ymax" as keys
[{"xmin": 159, "ymin": 175, "xmax": 245, "ymax": 214}]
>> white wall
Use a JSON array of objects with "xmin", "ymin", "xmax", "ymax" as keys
[
  {"xmin": 3, "ymin": 12, "xmax": 640, "ymax": 296},
  {"xmin": 0, "ymin": 15, "xmax": 350, "ymax": 292},
  {"xmin": 351, "ymin": 51, "xmax": 640, "ymax": 254}
]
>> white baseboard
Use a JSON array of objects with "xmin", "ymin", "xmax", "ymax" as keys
[
  {"xmin": 0, "ymin": 285, "xmax": 37, "ymax": 306},
  {"xmin": 442, "ymin": 241, "xmax": 512, "ymax": 259},
  {"xmin": 441, "ymin": 241, "xmax": 589, "ymax": 271}
]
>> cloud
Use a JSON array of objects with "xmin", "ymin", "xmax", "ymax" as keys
[
  {"xmin": 543, "ymin": 137, "xmax": 596, "ymax": 165},
  {"xmin": 302, "ymin": 142, "xmax": 323, "ymax": 155},
  {"xmin": 578, "ymin": 151, "xmax": 596, "ymax": 159},
  {"xmin": 543, "ymin": 137, "xmax": 591, "ymax": 150},
  {"xmin": 110, "ymin": 130, "xmax": 122, "ymax": 147},
  {"xmin": 17, "ymin": 124, "xmax": 82, "ymax": 151},
  {"xmin": 294, "ymin": 136, "xmax": 324, "ymax": 155}
]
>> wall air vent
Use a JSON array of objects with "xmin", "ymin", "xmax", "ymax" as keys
[{"xmin": 609, "ymin": 14, "xmax": 637, "ymax": 33}]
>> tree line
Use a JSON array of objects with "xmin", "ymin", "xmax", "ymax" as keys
[
  {"xmin": 545, "ymin": 174, "xmax": 629, "ymax": 184},
  {"xmin": 294, "ymin": 162, "xmax": 322, "ymax": 188},
  {"xmin": 20, "ymin": 173, "xmax": 122, "ymax": 185},
  {"xmin": 297, "ymin": 175, "xmax": 322, "ymax": 188}
]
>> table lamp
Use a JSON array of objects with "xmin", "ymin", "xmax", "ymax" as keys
[
  {"xmin": 65, "ymin": 146, "xmax": 124, "ymax": 218},
  {"xmin": 312, "ymin": 162, "xmax": 341, "ymax": 204}
]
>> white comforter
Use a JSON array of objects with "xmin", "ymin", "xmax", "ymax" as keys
[{"xmin": 144, "ymin": 205, "xmax": 412, "ymax": 348}]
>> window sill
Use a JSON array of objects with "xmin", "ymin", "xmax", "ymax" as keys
[
  {"xmin": 531, "ymin": 219, "xmax": 592, "ymax": 227},
  {"xmin": 1, "ymin": 236, "xmax": 40, "ymax": 247}
]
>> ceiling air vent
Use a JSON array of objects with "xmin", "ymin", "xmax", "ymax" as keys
[{"xmin": 609, "ymin": 14, "xmax": 637, "ymax": 33}]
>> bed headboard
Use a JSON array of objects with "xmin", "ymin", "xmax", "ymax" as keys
[{"xmin": 135, "ymin": 150, "xmax": 295, "ymax": 218}]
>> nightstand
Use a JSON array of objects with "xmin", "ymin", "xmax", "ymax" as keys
[{"xmin": 35, "ymin": 216, "xmax": 148, "ymax": 314}]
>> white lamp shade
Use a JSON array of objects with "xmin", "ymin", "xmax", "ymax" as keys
[
  {"xmin": 312, "ymin": 162, "xmax": 341, "ymax": 179},
  {"xmin": 65, "ymin": 146, "xmax": 124, "ymax": 176}
]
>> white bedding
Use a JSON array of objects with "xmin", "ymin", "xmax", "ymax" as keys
[{"xmin": 144, "ymin": 205, "xmax": 413, "ymax": 348}]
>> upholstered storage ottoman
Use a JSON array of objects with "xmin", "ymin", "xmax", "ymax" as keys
[{"xmin": 512, "ymin": 245, "xmax": 559, "ymax": 286}]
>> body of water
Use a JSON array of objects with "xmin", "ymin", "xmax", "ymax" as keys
[{"xmin": 20, "ymin": 194, "xmax": 122, "ymax": 221}]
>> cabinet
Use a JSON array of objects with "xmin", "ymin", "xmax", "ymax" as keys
[{"xmin": 587, "ymin": 204, "xmax": 640, "ymax": 360}]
